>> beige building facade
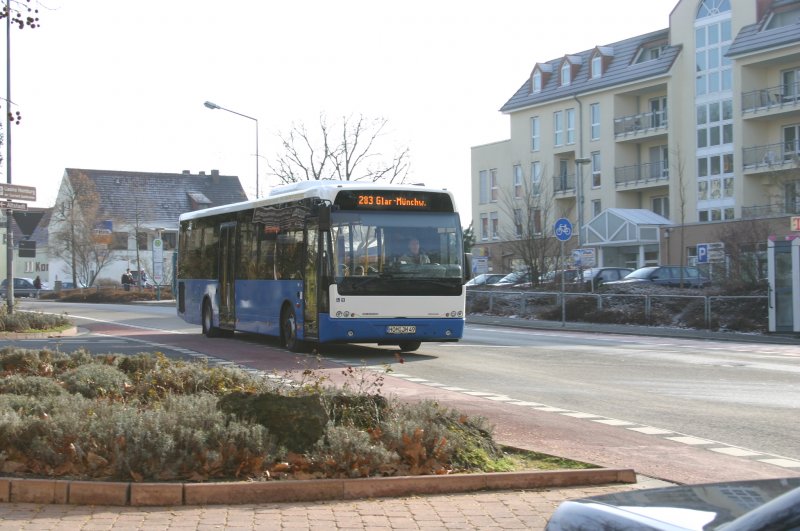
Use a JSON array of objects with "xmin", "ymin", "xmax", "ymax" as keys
[{"xmin": 471, "ymin": 0, "xmax": 800, "ymax": 277}]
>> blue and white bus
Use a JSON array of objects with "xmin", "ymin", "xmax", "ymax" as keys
[{"xmin": 176, "ymin": 180, "xmax": 469, "ymax": 352}]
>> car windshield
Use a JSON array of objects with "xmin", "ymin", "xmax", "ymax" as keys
[{"xmin": 626, "ymin": 267, "xmax": 657, "ymax": 279}]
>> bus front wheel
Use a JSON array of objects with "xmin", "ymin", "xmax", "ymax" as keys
[
  {"xmin": 281, "ymin": 307, "xmax": 301, "ymax": 352},
  {"xmin": 398, "ymin": 341, "xmax": 421, "ymax": 352},
  {"xmin": 202, "ymin": 300, "xmax": 220, "ymax": 338}
]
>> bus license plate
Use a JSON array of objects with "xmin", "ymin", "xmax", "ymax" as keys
[{"xmin": 387, "ymin": 325, "xmax": 416, "ymax": 334}]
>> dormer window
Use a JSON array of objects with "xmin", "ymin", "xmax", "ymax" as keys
[
  {"xmin": 635, "ymin": 41, "xmax": 668, "ymax": 64},
  {"xmin": 591, "ymin": 55, "xmax": 602, "ymax": 78},
  {"xmin": 560, "ymin": 61, "xmax": 571, "ymax": 86},
  {"xmin": 532, "ymin": 70, "xmax": 542, "ymax": 93},
  {"xmin": 766, "ymin": 5, "xmax": 800, "ymax": 29}
]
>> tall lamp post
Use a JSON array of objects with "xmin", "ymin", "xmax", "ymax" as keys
[
  {"xmin": 203, "ymin": 101, "xmax": 260, "ymax": 198},
  {"xmin": 574, "ymin": 157, "xmax": 591, "ymax": 248}
]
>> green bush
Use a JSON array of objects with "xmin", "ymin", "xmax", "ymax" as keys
[{"xmin": 0, "ymin": 348, "xmax": 523, "ymax": 482}]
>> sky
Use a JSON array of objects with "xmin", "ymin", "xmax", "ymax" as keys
[{"xmin": 2, "ymin": 0, "xmax": 678, "ymax": 221}]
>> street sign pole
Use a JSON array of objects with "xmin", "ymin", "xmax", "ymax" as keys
[{"xmin": 553, "ymin": 218, "xmax": 573, "ymax": 328}]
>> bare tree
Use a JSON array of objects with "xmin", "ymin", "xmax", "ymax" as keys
[
  {"xmin": 50, "ymin": 172, "xmax": 115, "ymax": 287},
  {"xmin": 670, "ymin": 144, "xmax": 689, "ymax": 286},
  {"xmin": 498, "ymin": 165, "xmax": 558, "ymax": 284},
  {"xmin": 268, "ymin": 114, "xmax": 410, "ymax": 185}
]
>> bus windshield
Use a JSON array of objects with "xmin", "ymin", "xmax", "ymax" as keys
[{"xmin": 331, "ymin": 211, "xmax": 464, "ymax": 295}]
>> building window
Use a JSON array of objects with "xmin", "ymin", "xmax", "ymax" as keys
[
  {"xmin": 531, "ymin": 116, "xmax": 540, "ymax": 151},
  {"xmin": 479, "ymin": 170, "xmax": 489, "ymax": 204},
  {"xmin": 490, "ymin": 169, "xmax": 499, "ymax": 202},
  {"xmin": 531, "ymin": 161, "xmax": 541, "ymax": 195},
  {"xmin": 592, "ymin": 199, "xmax": 602, "ymax": 217},
  {"xmin": 590, "ymin": 103, "xmax": 600, "ymax": 140},
  {"xmin": 162, "ymin": 232, "xmax": 177, "ymax": 250},
  {"xmin": 697, "ymin": 0, "xmax": 731, "ymax": 19},
  {"xmin": 635, "ymin": 42, "xmax": 667, "ymax": 63},
  {"xmin": 480, "ymin": 213, "xmax": 489, "ymax": 240},
  {"xmin": 591, "ymin": 151, "xmax": 601, "ymax": 188},
  {"xmin": 490, "ymin": 212, "xmax": 499, "ymax": 239},
  {"xmin": 566, "ymin": 108, "xmax": 575, "ymax": 145},
  {"xmin": 533, "ymin": 208, "xmax": 543, "ymax": 235},
  {"xmin": 513, "ymin": 208, "xmax": 523, "ymax": 237},
  {"xmin": 782, "ymin": 68, "xmax": 800, "ymax": 101},
  {"xmin": 650, "ymin": 97, "xmax": 667, "ymax": 128},
  {"xmin": 136, "ymin": 232, "xmax": 148, "ymax": 251},
  {"xmin": 111, "ymin": 232, "xmax": 128, "ymax": 251},
  {"xmin": 560, "ymin": 61, "xmax": 571, "ymax": 86},
  {"xmin": 513, "ymin": 165, "xmax": 523, "ymax": 198},
  {"xmin": 785, "ymin": 180, "xmax": 800, "ymax": 214},
  {"xmin": 591, "ymin": 55, "xmax": 602, "ymax": 78},
  {"xmin": 554, "ymin": 111, "xmax": 564, "ymax": 146},
  {"xmin": 783, "ymin": 124, "xmax": 800, "ymax": 160},
  {"xmin": 652, "ymin": 196, "xmax": 669, "ymax": 219},
  {"xmin": 532, "ymin": 70, "xmax": 542, "ymax": 93}
]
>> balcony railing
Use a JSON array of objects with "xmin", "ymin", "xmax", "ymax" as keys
[
  {"xmin": 614, "ymin": 161, "xmax": 669, "ymax": 187},
  {"xmin": 742, "ymin": 202, "xmax": 800, "ymax": 219},
  {"xmin": 742, "ymin": 140, "xmax": 800, "ymax": 169},
  {"xmin": 741, "ymin": 81, "xmax": 799, "ymax": 113},
  {"xmin": 552, "ymin": 173, "xmax": 576, "ymax": 194},
  {"xmin": 613, "ymin": 110, "xmax": 668, "ymax": 136}
]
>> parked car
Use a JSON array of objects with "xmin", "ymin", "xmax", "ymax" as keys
[
  {"xmin": 465, "ymin": 273, "xmax": 505, "ymax": 288},
  {"xmin": 0, "ymin": 277, "xmax": 50, "ymax": 298},
  {"xmin": 546, "ymin": 477, "xmax": 800, "ymax": 530},
  {"xmin": 604, "ymin": 265, "xmax": 709, "ymax": 288},
  {"xmin": 541, "ymin": 269, "xmax": 580, "ymax": 286},
  {"xmin": 580, "ymin": 267, "xmax": 633, "ymax": 290},
  {"xmin": 494, "ymin": 270, "xmax": 531, "ymax": 287},
  {"xmin": 59, "ymin": 280, "xmax": 88, "ymax": 289}
]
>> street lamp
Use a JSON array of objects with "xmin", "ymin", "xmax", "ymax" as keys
[
  {"xmin": 204, "ymin": 101, "xmax": 260, "ymax": 198},
  {"xmin": 574, "ymin": 157, "xmax": 591, "ymax": 248}
]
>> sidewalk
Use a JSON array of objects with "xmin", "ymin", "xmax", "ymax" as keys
[{"xmin": 0, "ymin": 476, "xmax": 671, "ymax": 530}]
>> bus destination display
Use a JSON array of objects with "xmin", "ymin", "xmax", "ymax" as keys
[{"xmin": 335, "ymin": 190, "xmax": 454, "ymax": 212}]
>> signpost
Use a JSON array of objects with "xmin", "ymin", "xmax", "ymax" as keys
[
  {"xmin": 0, "ymin": 184, "xmax": 36, "ymax": 202},
  {"xmin": 2, "ymin": 184, "xmax": 36, "ymax": 309},
  {"xmin": 554, "ymin": 218, "xmax": 573, "ymax": 327},
  {"xmin": 0, "ymin": 200, "xmax": 27, "ymax": 211},
  {"xmin": 697, "ymin": 242, "xmax": 724, "ymax": 264}
]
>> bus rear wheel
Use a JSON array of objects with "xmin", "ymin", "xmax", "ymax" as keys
[
  {"xmin": 398, "ymin": 341, "xmax": 421, "ymax": 352},
  {"xmin": 281, "ymin": 307, "xmax": 301, "ymax": 352},
  {"xmin": 202, "ymin": 300, "xmax": 220, "ymax": 338}
]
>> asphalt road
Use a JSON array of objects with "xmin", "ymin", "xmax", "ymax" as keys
[{"xmin": 8, "ymin": 300, "xmax": 800, "ymax": 485}]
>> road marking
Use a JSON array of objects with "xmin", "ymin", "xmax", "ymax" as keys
[
  {"xmin": 628, "ymin": 426, "xmax": 673, "ymax": 435},
  {"xmin": 592, "ymin": 419, "xmax": 636, "ymax": 426},
  {"xmin": 562, "ymin": 412, "xmax": 602, "ymax": 419},
  {"xmin": 758, "ymin": 458, "xmax": 800, "ymax": 468},
  {"xmin": 710, "ymin": 447, "xmax": 763, "ymax": 457},
  {"xmin": 666, "ymin": 436, "xmax": 715, "ymax": 445}
]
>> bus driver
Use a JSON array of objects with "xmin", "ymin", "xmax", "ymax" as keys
[{"xmin": 399, "ymin": 237, "xmax": 430, "ymax": 265}]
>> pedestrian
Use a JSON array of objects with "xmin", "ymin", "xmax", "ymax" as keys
[
  {"xmin": 33, "ymin": 275, "xmax": 42, "ymax": 298},
  {"xmin": 121, "ymin": 269, "xmax": 133, "ymax": 291}
]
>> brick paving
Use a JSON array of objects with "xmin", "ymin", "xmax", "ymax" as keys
[{"xmin": 0, "ymin": 476, "xmax": 669, "ymax": 530}]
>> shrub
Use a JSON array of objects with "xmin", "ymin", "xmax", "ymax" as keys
[
  {"xmin": 61, "ymin": 363, "xmax": 131, "ymax": 399},
  {"xmin": 0, "ymin": 375, "xmax": 65, "ymax": 397}
]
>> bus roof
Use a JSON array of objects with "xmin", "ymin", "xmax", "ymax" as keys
[{"xmin": 178, "ymin": 180, "xmax": 458, "ymax": 221}]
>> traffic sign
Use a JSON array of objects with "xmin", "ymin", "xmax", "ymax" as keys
[
  {"xmin": 697, "ymin": 242, "xmax": 724, "ymax": 263},
  {"xmin": 554, "ymin": 218, "xmax": 573, "ymax": 241},
  {"xmin": 0, "ymin": 200, "xmax": 28, "ymax": 211},
  {"xmin": 0, "ymin": 184, "xmax": 36, "ymax": 202}
]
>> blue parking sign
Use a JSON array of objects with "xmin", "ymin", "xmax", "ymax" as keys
[{"xmin": 697, "ymin": 244, "xmax": 708, "ymax": 264}]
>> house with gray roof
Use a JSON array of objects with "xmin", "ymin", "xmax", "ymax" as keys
[{"xmin": 47, "ymin": 168, "xmax": 247, "ymax": 287}]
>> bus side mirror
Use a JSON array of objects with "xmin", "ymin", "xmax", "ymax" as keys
[
  {"xmin": 318, "ymin": 206, "xmax": 331, "ymax": 231},
  {"xmin": 464, "ymin": 253, "xmax": 473, "ymax": 284}
]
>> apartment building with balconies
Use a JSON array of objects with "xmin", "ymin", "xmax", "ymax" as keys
[{"xmin": 471, "ymin": 0, "xmax": 800, "ymax": 276}]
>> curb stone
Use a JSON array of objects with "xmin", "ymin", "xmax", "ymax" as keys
[{"xmin": 1, "ymin": 468, "xmax": 635, "ymax": 506}]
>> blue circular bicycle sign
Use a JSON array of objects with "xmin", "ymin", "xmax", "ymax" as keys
[{"xmin": 554, "ymin": 218, "xmax": 573, "ymax": 241}]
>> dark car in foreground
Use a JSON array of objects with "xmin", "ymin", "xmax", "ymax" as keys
[
  {"xmin": 546, "ymin": 477, "xmax": 800, "ymax": 530},
  {"xmin": 604, "ymin": 265, "xmax": 709, "ymax": 288}
]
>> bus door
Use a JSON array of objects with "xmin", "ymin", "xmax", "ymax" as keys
[
  {"xmin": 303, "ymin": 219, "xmax": 319, "ymax": 340},
  {"xmin": 218, "ymin": 222, "xmax": 237, "ymax": 331}
]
